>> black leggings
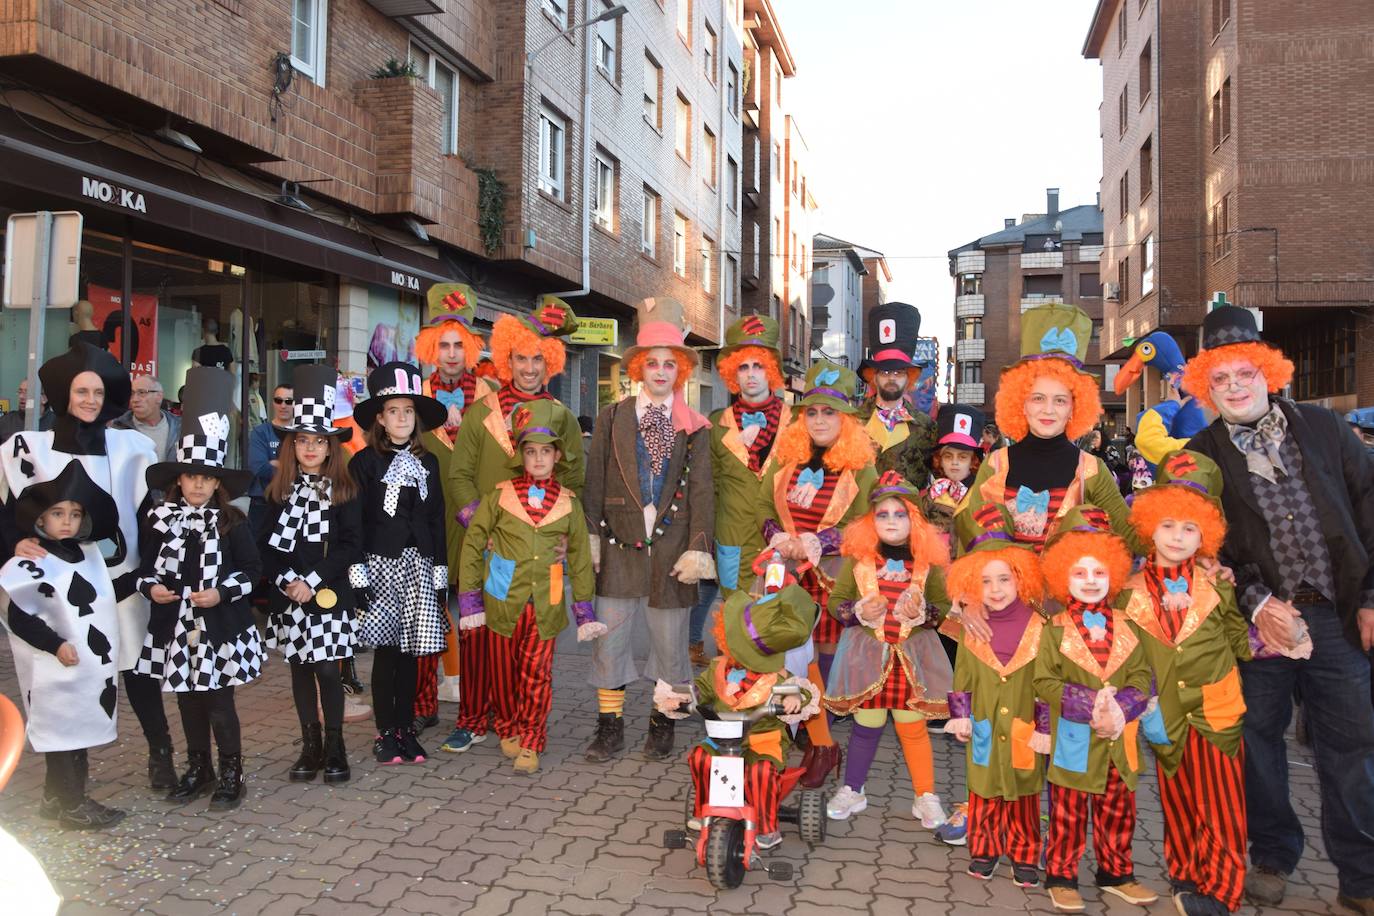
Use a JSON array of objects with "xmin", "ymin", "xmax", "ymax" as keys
[
  {"xmin": 123, "ymin": 670, "xmax": 171, "ymax": 746},
  {"xmin": 290, "ymin": 659, "xmax": 346, "ymax": 729},
  {"xmin": 371, "ymin": 647, "xmax": 417, "ymax": 732},
  {"xmin": 176, "ymin": 687, "xmax": 240, "ymax": 756},
  {"xmin": 44, "ymin": 748, "xmax": 89, "ymax": 807}
]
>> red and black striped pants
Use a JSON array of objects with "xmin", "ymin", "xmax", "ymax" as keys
[
  {"xmin": 968, "ymin": 791, "xmax": 1041, "ymax": 865},
  {"xmin": 454, "ymin": 626, "xmax": 494, "ymax": 734},
  {"xmin": 486, "ymin": 603, "xmax": 556, "ymax": 752},
  {"xmin": 1158, "ymin": 729, "xmax": 1246, "ymax": 911},
  {"xmin": 414, "ymin": 613, "xmax": 459, "ymax": 718},
  {"xmin": 1045, "ymin": 766, "xmax": 1137, "ymax": 885},
  {"xmin": 687, "ymin": 746, "xmax": 781, "ymax": 835}
]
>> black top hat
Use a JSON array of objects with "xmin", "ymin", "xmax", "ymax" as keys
[
  {"xmin": 38, "ymin": 342, "xmax": 132, "ymax": 424},
  {"xmin": 283, "ymin": 365, "xmax": 351, "ymax": 440},
  {"xmin": 352, "ymin": 361, "xmax": 447, "ymax": 432},
  {"xmin": 146, "ymin": 367, "xmax": 253, "ymax": 497},
  {"xmin": 936, "ymin": 403, "xmax": 986, "ymax": 451},
  {"xmin": 1201, "ymin": 303, "xmax": 1263, "ymax": 351},
  {"xmin": 15, "ymin": 460, "xmax": 120, "ymax": 543},
  {"xmin": 859, "ymin": 302, "xmax": 922, "ymax": 374}
]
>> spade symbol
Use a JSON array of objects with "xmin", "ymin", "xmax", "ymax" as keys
[
  {"xmin": 18, "ymin": 457, "xmax": 34, "ymax": 479},
  {"xmin": 68, "ymin": 572, "xmax": 97, "ymax": 617},
  {"xmin": 86, "ymin": 625, "xmax": 113, "ymax": 665},
  {"xmin": 37, "ymin": 582, "xmax": 55, "ymax": 599},
  {"xmin": 99, "ymin": 676, "xmax": 117, "ymax": 719}
]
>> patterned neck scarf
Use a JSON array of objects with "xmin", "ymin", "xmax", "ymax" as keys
[
  {"xmin": 877, "ymin": 403, "xmax": 913, "ymax": 432},
  {"xmin": 268, "ymin": 473, "xmax": 332, "ymax": 553},
  {"xmin": 498, "ymin": 383, "xmax": 553, "ymax": 419},
  {"xmin": 380, "ymin": 449, "xmax": 428, "ymax": 516},
  {"xmin": 1066, "ymin": 598, "xmax": 1114, "ymax": 667},
  {"xmin": 733, "ymin": 395, "xmax": 782, "ymax": 472},
  {"xmin": 1226, "ymin": 404, "xmax": 1288, "ymax": 484},
  {"xmin": 639, "ymin": 402, "xmax": 675, "ymax": 476},
  {"xmin": 147, "ymin": 502, "xmax": 221, "ymax": 595},
  {"xmin": 926, "ymin": 476, "xmax": 968, "ymax": 505},
  {"xmin": 1144, "ymin": 557, "xmax": 1195, "ymax": 642}
]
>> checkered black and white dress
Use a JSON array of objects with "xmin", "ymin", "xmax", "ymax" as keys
[{"xmin": 356, "ymin": 548, "xmax": 447, "ymax": 654}]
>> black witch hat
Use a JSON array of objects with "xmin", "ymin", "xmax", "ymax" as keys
[
  {"xmin": 38, "ymin": 342, "xmax": 132, "ymax": 424},
  {"xmin": 146, "ymin": 367, "xmax": 253, "ymax": 497},
  {"xmin": 15, "ymin": 460, "xmax": 120, "ymax": 542}
]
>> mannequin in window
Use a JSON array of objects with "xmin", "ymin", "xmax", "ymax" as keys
[
  {"xmin": 192, "ymin": 319, "xmax": 234, "ymax": 371},
  {"xmin": 69, "ymin": 300, "xmax": 105, "ymax": 350}
]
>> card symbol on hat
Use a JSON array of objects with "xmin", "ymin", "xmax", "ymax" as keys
[
  {"xmin": 444, "ymin": 290, "xmax": 468, "ymax": 310},
  {"xmin": 741, "ymin": 316, "xmax": 765, "ymax": 335},
  {"xmin": 18, "ymin": 457, "xmax": 34, "ymax": 479},
  {"xmin": 37, "ymin": 582, "xmax": 56, "ymax": 598},
  {"xmin": 200, "ymin": 412, "xmax": 230, "ymax": 441},
  {"xmin": 322, "ymin": 385, "xmax": 336, "ymax": 409},
  {"xmin": 1165, "ymin": 453, "xmax": 1198, "ymax": 476},
  {"xmin": 879, "ymin": 319, "xmax": 896, "ymax": 344},
  {"xmin": 955, "ymin": 414, "xmax": 972, "ymax": 433}
]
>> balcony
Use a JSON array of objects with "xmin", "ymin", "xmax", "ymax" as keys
[
  {"xmin": 366, "ymin": 0, "xmax": 443, "ymax": 14},
  {"xmin": 355, "ymin": 78, "xmax": 445, "ymax": 222},
  {"xmin": 1078, "ymin": 244, "xmax": 1104, "ymax": 264},
  {"xmin": 1021, "ymin": 250, "xmax": 1064, "ymax": 269},
  {"xmin": 1020, "ymin": 294, "xmax": 1064, "ymax": 312},
  {"xmin": 956, "ymin": 250, "xmax": 986, "ymax": 274},
  {"xmin": 955, "ymin": 294, "xmax": 985, "ymax": 318},
  {"xmin": 955, "ymin": 383, "xmax": 986, "ymax": 405},
  {"xmin": 956, "ymin": 338, "xmax": 986, "ymax": 361}
]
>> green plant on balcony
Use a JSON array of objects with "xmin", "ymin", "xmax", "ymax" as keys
[
  {"xmin": 371, "ymin": 57, "xmax": 420, "ymax": 80},
  {"xmin": 473, "ymin": 167, "xmax": 506, "ymax": 257}
]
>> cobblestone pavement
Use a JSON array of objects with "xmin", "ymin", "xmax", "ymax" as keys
[{"xmin": 0, "ymin": 629, "xmax": 1353, "ymax": 915}]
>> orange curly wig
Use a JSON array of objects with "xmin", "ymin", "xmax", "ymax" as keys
[
  {"xmin": 772, "ymin": 411, "xmax": 876, "ymax": 471},
  {"xmin": 946, "ymin": 548, "xmax": 1045, "ymax": 608},
  {"xmin": 718, "ymin": 346, "xmax": 785, "ymax": 395},
  {"xmin": 841, "ymin": 497, "xmax": 949, "ymax": 570},
  {"xmin": 626, "ymin": 349, "xmax": 694, "ymax": 391},
  {"xmin": 489, "ymin": 315, "xmax": 567, "ymax": 384},
  {"xmin": 1129, "ymin": 487, "xmax": 1227, "ymax": 559},
  {"xmin": 1180, "ymin": 342, "xmax": 1294, "ymax": 412},
  {"xmin": 1041, "ymin": 531, "xmax": 1132, "ymax": 606},
  {"xmin": 415, "ymin": 320, "xmax": 484, "ymax": 372},
  {"xmin": 995, "ymin": 358, "xmax": 1102, "ymax": 443}
]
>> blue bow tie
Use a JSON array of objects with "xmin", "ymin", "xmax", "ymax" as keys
[
  {"xmin": 741, "ymin": 411, "xmax": 767, "ymax": 430},
  {"xmin": 527, "ymin": 484, "xmax": 546, "ymax": 508},
  {"xmin": 1082, "ymin": 610, "xmax": 1108, "ymax": 634},
  {"xmin": 797, "ymin": 467, "xmax": 825, "ymax": 489},
  {"xmin": 435, "ymin": 388, "xmax": 465, "ymax": 411},
  {"xmin": 884, "ymin": 558, "xmax": 905, "ymax": 575},
  {"xmin": 727, "ymin": 668, "xmax": 747, "ymax": 685},
  {"xmin": 1164, "ymin": 577, "xmax": 1189, "ymax": 595},
  {"xmin": 815, "ymin": 368, "xmax": 840, "ymax": 386},
  {"xmin": 1015, "ymin": 486, "xmax": 1050, "ymax": 515}
]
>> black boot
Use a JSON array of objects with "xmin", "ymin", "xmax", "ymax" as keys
[
  {"xmin": 322, "ymin": 727, "xmax": 350, "ymax": 783},
  {"xmin": 341, "ymin": 658, "xmax": 366, "ymax": 695},
  {"xmin": 148, "ymin": 740, "xmax": 177, "ymax": 791},
  {"xmin": 209, "ymin": 754, "xmax": 244, "ymax": 811},
  {"xmin": 584, "ymin": 713, "xmax": 625, "ymax": 763},
  {"xmin": 643, "ymin": 711, "xmax": 675, "ymax": 761},
  {"xmin": 166, "ymin": 750, "xmax": 215, "ymax": 803},
  {"xmin": 289, "ymin": 724, "xmax": 324, "ymax": 782}
]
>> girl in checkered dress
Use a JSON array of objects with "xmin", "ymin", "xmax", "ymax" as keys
[
  {"xmin": 823, "ymin": 472, "xmax": 954, "ymax": 829},
  {"xmin": 262, "ymin": 365, "xmax": 363, "ymax": 784}
]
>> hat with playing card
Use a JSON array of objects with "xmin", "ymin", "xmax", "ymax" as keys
[
  {"xmin": 936, "ymin": 403, "xmax": 985, "ymax": 451},
  {"xmin": 145, "ymin": 367, "xmax": 253, "ymax": 497}
]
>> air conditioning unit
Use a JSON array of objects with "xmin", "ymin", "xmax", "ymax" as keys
[{"xmin": 1103, "ymin": 282, "xmax": 1120, "ymax": 302}]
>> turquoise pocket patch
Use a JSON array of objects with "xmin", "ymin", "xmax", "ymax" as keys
[
  {"xmin": 716, "ymin": 542, "xmax": 741, "ymax": 590},
  {"xmin": 1052, "ymin": 718, "xmax": 1091, "ymax": 773},
  {"xmin": 484, "ymin": 552, "xmax": 515, "ymax": 601},
  {"xmin": 1141, "ymin": 702, "xmax": 1171, "ymax": 746},
  {"xmin": 971, "ymin": 718, "xmax": 992, "ymax": 767}
]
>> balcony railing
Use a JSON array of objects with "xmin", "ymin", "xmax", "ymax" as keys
[
  {"xmin": 366, "ymin": 0, "xmax": 443, "ymax": 15},
  {"xmin": 1021, "ymin": 250, "xmax": 1064, "ymax": 269},
  {"xmin": 956, "ymin": 338, "xmax": 986, "ymax": 361},
  {"xmin": 1078, "ymin": 244, "xmax": 1104, "ymax": 263},
  {"xmin": 955, "ymin": 383, "xmax": 986, "ymax": 405},
  {"xmin": 1020, "ymin": 294, "xmax": 1064, "ymax": 312},
  {"xmin": 956, "ymin": 250, "xmax": 985, "ymax": 274},
  {"xmin": 955, "ymin": 294, "xmax": 985, "ymax": 318}
]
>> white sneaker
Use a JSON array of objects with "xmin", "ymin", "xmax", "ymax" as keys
[
  {"xmin": 826, "ymin": 785, "xmax": 868, "ymax": 820},
  {"xmin": 754, "ymin": 831, "xmax": 783, "ymax": 850},
  {"xmin": 686, "ymin": 815, "xmax": 702, "ymax": 832},
  {"xmin": 913, "ymin": 792, "xmax": 948, "ymax": 829},
  {"xmin": 343, "ymin": 698, "xmax": 372, "ymax": 722}
]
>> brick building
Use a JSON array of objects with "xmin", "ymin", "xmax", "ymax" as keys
[
  {"xmin": 947, "ymin": 189, "xmax": 1126, "ymax": 431},
  {"xmin": 739, "ymin": 0, "xmax": 816, "ymax": 390},
  {"xmin": 1083, "ymin": 0, "xmax": 1374, "ymax": 418},
  {"xmin": 0, "ymin": 0, "xmax": 747, "ymax": 424}
]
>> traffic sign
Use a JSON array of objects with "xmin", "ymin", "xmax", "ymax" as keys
[{"xmin": 4, "ymin": 210, "xmax": 84, "ymax": 309}]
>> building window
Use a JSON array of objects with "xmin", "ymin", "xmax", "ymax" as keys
[
  {"xmin": 537, "ymin": 104, "xmax": 566, "ymax": 199},
  {"xmin": 677, "ymin": 0, "xmax": 692, "ymax": 46},
  {"xmin": 704, "ymin": 22, "xmax": 717, "ymax": 83},
  {"xmin": 701, "ymin": 236, "xmax": 714, "ymax": 293},
  {"xmin": 790, "ymin": 231, "xmax": 798, "ymax": 268},
  {"xmin": 290, "ymin": 0, "xmax": 328, "ymax": 85},
  {"xmin": 433, "ymin": 61, "xmax": 458, "ymax": 156},
  {"xmin": 643, "ymin": 54, "xmax": 662, "ymax": 129},
  {"xmin": 703, "ymin": 126, "xmax": 717, "ymax": 187},
  {"xmin": 1117, "ymin": 255, "xmax": 1131, "ymax": 302},
  {"xmin": 675, "ymin": 93, "xmax": 691, "ymax": 161},
  {"xmin": 958, "ymin": 273, "xmax": 981, "ymax": 296},
  {"xmin": 725, "ymin": 155, "xmax": 739, "ymax": 211},
  {"xmin": 1212, "ymin": 78, "xmax": 1231, "ymax": 148},
  {"xmin": 1212, "ymin": 193, "xmax": 1232, "ymax": 261},
  {"xmin": 772, "ymin": 217, "xmax": 781, "ymax": 256},
  {"xmin": 774, "ymin": 60, "xmax": 783, "ymax": 106},
  {"xmin": 593, "ymin": 152, "xmax": 616, "ymax": 232},
  {"xmin": 791, "ymin": 160, "xmax": 798, "ymax": 195},
  {"xmin": 642, "ymin": 186, "xmax": 659, "ymax": 258},
  {"xmin": 961, "ymin": 362, "xmax": 982, "ymax": 384},
  {"xmin": 727, "ymin": 62, "xmax": 739, "ymax": 117},
  {"xmin": 596, "ymin": 1, "xmax": 620, "ymax": 78},
  {"xmin": 1118, "ymin": 170, "xmax": 1128, "ymax": 222},
  {"xmin": 724, "ymin": 255, "xmax": 737, "ymax": 310},
  {"xmin": 673, "ymin": 213, "xmax": 689, "ymax": 277},
  {"xmin": 1079, "ymin": 271, "xmax": 1102, "ymax": 297},
  {"xmin": 1118, "ymin": 89, "xmax": 1128, "ymax": 136},
  {"xmin": 1138, "ymin": 39, "xmax": 1151, "ymax": 104},
  {"xmin": 1213, "ymin": 0, "xmax": 1230, "ymax": 36},
  {"xmin": 542, "ymin": 0, "xmax": 567, "ymax": 28},
  {"xmin": 772, "ymin": 141, "xmax": 781, "ymax": 178},
  {"xmin": 1140, "ymin": 235, "xmax": 1154, "ymax": 296},
  {"xmin": 1272, "ymin": 310, "xmax": 1356, "ymax": 400},
  {"xmin": 960, "ymin": 317, "xmax": 983, "ymax": 340},
  {"xmin": 1117, "ymin": 4, "xmax": 1127, "ymax": 52},
  {"xmin": 1139, "ymin": 135, "xmax": 1153, "ymax": 199}
]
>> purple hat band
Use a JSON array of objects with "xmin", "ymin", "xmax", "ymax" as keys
[
  {"xmin": 967, "ymin": 531, "xmax": 1014, "ymax": 550},
  {"xmin": 429, "ymin": 313, "xmax": 474, "ymax": 329},
  {"xmin": 872, "ymin": 485, "xmax": 918, "ymax": 501},
  {"xmin": 1021, "ymin": 352, "xmax": 1086, "ymax": 370},
  {"xmin": 517, "ymin": 425, "xmax": 557, "ymax": 442},
  {"xmin": 743, "ymin": 602, "xmax": 776, "ymax": 656},
  {"xmin": 804, "ymin": 386, "xmax": 847, "ymax": 401}
]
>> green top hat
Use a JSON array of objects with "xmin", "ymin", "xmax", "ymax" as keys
[
  {"xmin": 507, "ymin": 399, "xmax": 569, "ymax": 468},
  {"xmin": 870, "ymin": 470, "xmax": 922, "ymax": 506},
  {"xmin": 426, "ymin": 282, "xmax": 479, "ymax": 330},
  {"xmin": 1043, "ymin": 503, "xmax": 1115, "ymax": 551},
  {"xmin": 1014, "ymin": 303, "xmax": 1094, "ymax": 374},
  {"xmin": 723, "ymin": 582, "xmax": 817, "ymax": 673},
  {"xmin": 955, "ymin": 502, "xmax": 1033, "ymax": 556},
  {"xmin": 719, "ymin": 313, "xmax": 782, "ymax": 362},
  {"xmin": 797, "ymin": 359, "xmax": 858, "ymax": 415},
  {"xmin": 1137, "ymin": 449, "xmax": 1224, "ymax": 509},
  {"xmin": 516, "ymin": 295, "xmax": 579, "ymax": 338}
]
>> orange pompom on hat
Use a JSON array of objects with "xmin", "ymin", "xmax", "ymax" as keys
[
  {"xmin": 489, "ymin": 295, "xmax": 579, "ymax": 384},
  {"xmin": 1128, "ymin": 449, "xmax": 1228, "ymax": 559},
  {"xmin": 994, "ymin": 303, "xmax": 1101, "ymax": 442},
  {"xmin": 946, "ymin": 503, "xmax": 1045, "ymax": 607},
  {"xmin": 841, "ymin": 470, "xmax": 949, "ymax": 570},
  {"xmin": 1039, "ymin": 504, "xmax": 1132, "ymax": 606},
  {"xmin": 417, "ymin": 282, "xmax": 485, "ymax": 370},
  {"xmin": 1179, "ymin": 299, "xmax": 1294, "ymax": 412}
]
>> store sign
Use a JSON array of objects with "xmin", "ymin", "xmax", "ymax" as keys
[
  {"xmin": 569, "ymin": 317, "xmax": 618, "ymax": 347},
  {"xmin": 281, "ymin": 349, "xmax": 327, "ymax": 361},
  {"xmin": 81, "ymin": 176, "xmax": 147, "ymax": 214},
  {"xmin": 390, "ymin": 270, "xmax": 421, "ymax": 291}
]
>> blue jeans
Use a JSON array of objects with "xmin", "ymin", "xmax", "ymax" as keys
[
  {"xmin": 688, "ymin": 580, "xmax": 719, "ymax": 646},
  {"xmin": 1240, "ymin": 599, "xmax": 1374, "ymax": 896}
]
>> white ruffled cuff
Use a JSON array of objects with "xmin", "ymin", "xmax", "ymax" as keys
[
  {"xmin": 576, "ymin": 621, "xmax": 608, "ymax": 642},
  {"xmin": 653, "ymin": 678, "xmax": 694, "ymax": 719},
  {"xmin": 458, "ymin": 612, "xmax": 486, "ymax": 630},
  {"xmin": 778, "ymin": 675, "xmax": 822, "ymax": 726}
]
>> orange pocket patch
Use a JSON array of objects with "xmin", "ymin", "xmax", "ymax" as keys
[
  {"xmin": 746, "ymin": 728, "xmax": 783, "ymax": 763},
  {"xmin": 548, "ymin": 563, "xmax": 564, "ymax": 606},
  {"xmin": 1010, "ymin": 718, "xmax": 1036, "ymax": 771},
  {"xmin": 1202, "ymin": 666, "xmax": 1246, "ymax": 732},
  {"xmin": 1123, "ymin": 720, "xmax": 1139, "ymax": 772}
]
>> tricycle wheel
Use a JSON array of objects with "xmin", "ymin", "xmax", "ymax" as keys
[
  {"xmin": 798, "ymin": 788, "xmax": 827, "ymax": 845},
  {"xmin": 684, "ymin": 780, "xmax": 697, "ymax": 829},
  {"xmin": 705, "ymin": 817, "xmax": 747, "ymax": 889}
]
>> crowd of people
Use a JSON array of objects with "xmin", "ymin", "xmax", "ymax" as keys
[{"xmin": 1, "ymin": 291, "xmax": 1372, "ymax": 916}]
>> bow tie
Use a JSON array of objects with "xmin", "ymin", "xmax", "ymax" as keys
[
  {"xmin": 1015, "ymin": 486, "xmax": 1050, "ymax": 516},
  {"xmin": 1228, "ymin": 407, "xmax": 1288, "ymax": 483},
  {"xmin": 740, "ymin": 411, "xmax": 767, "ymax": 430},
  {"xmin": 877, "ymin": 406, "xmax": 911, "ymax": 432},
  {"xmin": 928, "ymin": 478, "xmax": 967, "ymax": 503},
  {"xmin": 883, "ymin": 558, "xmax": 905, "ymax": 575},
  {"xmin": 1164, "ymin": 577, "xmax": 1189, "ymax": 595},
  {"xmin": 1081, "ymin": 610, "xmax": 1108, "ymax": 641},
  {"xmin": 527, "ymin": 484, "xmax": 546, "ymax": 509},
  {"xmin": 797, "ymin": 467, "xmax": 825, "ymax": 489},
  {"xmin": 435, "ymin": 388, "xmax": 465, "ymax": 412}
]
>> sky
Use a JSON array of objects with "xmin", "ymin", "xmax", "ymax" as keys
[{"xmin": 780, "ymin": 0, "xmax": 1105, "ymax": 368}]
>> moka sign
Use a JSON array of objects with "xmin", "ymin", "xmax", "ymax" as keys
[{"xmin": 81, "ymin": 176, "xmax": 148, "ymax": 214}]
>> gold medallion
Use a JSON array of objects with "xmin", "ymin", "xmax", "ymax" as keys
[{"xmin": 315, "ymin": 588, "xmax": 338, "ymax": 609}]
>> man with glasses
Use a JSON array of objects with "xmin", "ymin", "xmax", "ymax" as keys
[
  {"xmin": 857, "ymin": 302, "xmax": 938, "ymax": 488},
  {"xmin": 1184, "ymin": 303, "xmax": 1374, "ymax": 915},
  {"xmin": 246, "ymin": 383, "xmax": 294, "ymax": 539},
  {"xmin": 110, "ymin": 375, "xmax": 180, "ymax": 461},
  {"xmin": 0, "ymin": 378, "xmax": 54, "ymax": 443}
]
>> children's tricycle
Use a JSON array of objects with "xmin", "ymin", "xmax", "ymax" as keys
[{"xmin": 663, "ymin": 685, "xmax": 826, "ymax": 889}]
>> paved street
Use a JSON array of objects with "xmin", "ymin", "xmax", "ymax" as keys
[{"xmin": 0, "ymin": 631, "xmax": 1352, "ymax": 915}]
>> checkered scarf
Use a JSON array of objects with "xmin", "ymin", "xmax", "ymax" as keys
[
  {"xmin": 381, "ymin": 449, "xmax": 428, "ymax": 517},
  {"xmin": 138, "ymin": 503, "xmax": 224, "ymax": 634},
  {"xmin": 638, "ymin": 403, "xmax": 675, "ymax": 476},
  {"xmin": 268, "ymin": 473, "xmax": 331, "ymax": 553},
  {"xmin": 1226, "ymin": 404, "xmax": 1288, "ymax": 484}
]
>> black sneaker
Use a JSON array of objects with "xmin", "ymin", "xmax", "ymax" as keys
[
  {"xmin": 967, "ymin": 857, "xmax": 997, "ymax": 880},
  {"xmin": 1175, "ymin": 891, "xmax": 1229, "ymax": 916},
  {"xmin": 397, "ymin": 728, "xmax": 428, "ymax": 764},
  {"xmin": 59, "ymin": 798, "xmax": 126, "ymax": 830},
  {"xmin": 373, "ymin": 729, "xmax": 403, "ymax": 765},
  {"xmin": 412, "ymin": 714, "xmax": 439, "ymax": 734},
  {"xmin": 1011, "ymin": 862, "xmax": 1040, "ymax": 888}
]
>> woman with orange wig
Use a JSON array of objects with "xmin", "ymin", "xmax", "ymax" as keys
[
  {"xmin": 748, "ymin": 359, "xmax": 877, "ymax": 789},
  {"xmin": 821, "ymin": 471, "xmax": 954, "ymax": 829}
]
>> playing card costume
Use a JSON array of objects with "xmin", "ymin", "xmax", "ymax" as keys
[
  {"xmin": 582, "ymin": 298, "xmax": 715, "ymax": 764},
  {"xmin": 1, "ymin": 462, "xmax": 125, "ymax": 828},
  {"xmin": 857, "ymin": 302, "xmax": 938, "ymax": 489}
]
